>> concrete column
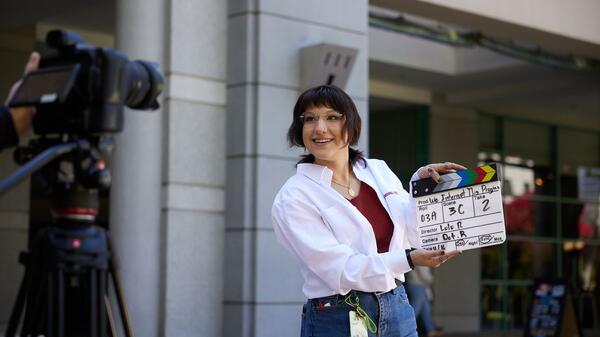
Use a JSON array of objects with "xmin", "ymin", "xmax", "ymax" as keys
[
  {"xmin": 225, "ymin": 1, "xmax": 368, "ymax": 336},
  {"xmin": 160, "ymin": 0, "xmax": 227, "ymax": 336},
  {"xmin": 114, "ymin": 0, "xmax": 227, "ymax": 336},
  {"xmin": 112, "ymin": 1, "xmax": 165, "ymax": 337}
]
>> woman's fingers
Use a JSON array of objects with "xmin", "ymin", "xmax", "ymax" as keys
[
  {"xmin": 412, "ymin": 249, "xmax": 462, "ymax": 268},
  {"xmin": 428, "ymin": 251, "xmax": 445, "ymax": 268},
  {"xmin": 411, "ymin": 249, "xmax": 435, "ymax": 267},
  {"xmin": 427, "ymin": 166, "xmax": 441, "ymax": 183},
  {"xmin": 437, "ymin": 162, "xmax": 466, "ymax": 174},
  {"xmin": 433, "ymin": 250, "xmax": 461, "ymax": 266},
  {"xmin": 418, "ymin": 162, "xmax": 468, "ymax": 181},
  {"xmin": 411, "ymin": 249, "xmax": 461, "ymax": 268},
  {"xmin": 445, "ymin": 250, "xmax": 461, "ymax": 258},
  {"xmin": 444, "ymin": 162, "xmax": 467, "ymax": 172}
]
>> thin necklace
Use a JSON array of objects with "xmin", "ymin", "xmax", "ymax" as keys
[{"xmin": 331, "ymin": 178, "xmax": 357, "ymax": 197}]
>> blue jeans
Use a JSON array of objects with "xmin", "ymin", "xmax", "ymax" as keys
[{"xmin": 301, "ymin": 284, "xmax": 418, "ymax": 337}]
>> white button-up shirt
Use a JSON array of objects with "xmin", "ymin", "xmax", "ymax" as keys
[{"xmin": 272, "ymin": 158, "xmax": 420, "ymax": 299}]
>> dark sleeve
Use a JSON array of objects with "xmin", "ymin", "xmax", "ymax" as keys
[{"xmin": 0, "ymin": 105, "xmax": 19, "ymax": 150}]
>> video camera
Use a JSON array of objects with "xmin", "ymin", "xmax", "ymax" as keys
[
  {"xmin": 1, "ymin": 29, "xmax": 164, "ymax": 337},
  {"xmin": 8, "ymin": 29, "xmax": 163, "ymax": 135}
]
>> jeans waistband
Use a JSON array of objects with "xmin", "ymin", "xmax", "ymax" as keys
[{"xmin": 309, "ymin": 280, "xmax": 404, "ymax": 308}]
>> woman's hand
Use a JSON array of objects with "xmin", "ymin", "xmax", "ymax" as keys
[
  {"xmin": 410, "ymin": 249, "xmax": 461, "ymax": 268},
  {"xmin": 417, "ymin": 162, "xmax": 467, "ymax": 183}
]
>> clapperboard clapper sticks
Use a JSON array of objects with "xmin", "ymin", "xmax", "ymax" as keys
[{"xmin": 411, "ymin": 163, "xmax": 506, "ymax": 252}]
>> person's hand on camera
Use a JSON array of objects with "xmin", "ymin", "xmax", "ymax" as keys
[
  {"xmin": 410, "ymin": 249, "xmax": 461, "ymax": 268},
  {"xmin": 5, "ymin": 52, "xmax": 40, "ymax": 136},
  {"xmin": 417, "ymin": 162, "xmax": 467, "ymax": 183}
]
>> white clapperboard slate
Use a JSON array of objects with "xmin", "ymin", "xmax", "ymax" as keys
[{"xmin": 411, "ymin": 163, "xmax": 506, "ymax": 252}]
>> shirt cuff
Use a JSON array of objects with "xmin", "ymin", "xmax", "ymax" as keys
[{"xmin": 380, "ymin": 250, "xmax": 412, "ymax": 277}]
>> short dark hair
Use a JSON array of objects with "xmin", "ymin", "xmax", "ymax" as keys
[{"xmin": 287, "ymin": 85, "xmax": 365, "ymax": 166}]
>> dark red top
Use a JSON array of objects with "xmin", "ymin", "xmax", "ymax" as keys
[{"xmin": 350, "ymin": 182, "xmax": 394, "ymax": 253}]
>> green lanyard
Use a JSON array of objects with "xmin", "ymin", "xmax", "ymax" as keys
[{"xmin": 344, "ymin": 293, "xmax": 377, "ymax": 333}]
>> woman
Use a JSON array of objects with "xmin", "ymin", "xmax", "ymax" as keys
[{"xmin": 272, "ymin": 85, "xmax": 464, "ymax": 337}]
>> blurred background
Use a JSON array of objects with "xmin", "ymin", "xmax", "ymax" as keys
[{"xmin": 0, "ymin": 0, "xmax": 598, "ymax": 336}]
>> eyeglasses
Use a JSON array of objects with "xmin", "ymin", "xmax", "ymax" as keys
[{"xmin": 298, "ymin": 112, "xmax": 345, "ymax": 126}]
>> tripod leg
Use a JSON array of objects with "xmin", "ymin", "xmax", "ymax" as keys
[
  {"xmin": 105, "ymin": 294, "xmax": 118, "ymax": 337},
  {"xmin": 21, "ymin": 267, "xmax": 47, "ymax": 337},
  {"xmin": 91, "ymin": 269, "xmax": 98, "ymax": 337},
  {"xmin": 99, "ymin": 269, "xmax": 107, "ymax": 337},
  {"xmin": 57, "ymin": 269, "xmax": 66, "ymax": 337},
  {"xmin": 47, "ymin": 270, "xmax": 54, "ymax": 337},
  {"xmin": 5, "ymin": 267, "xmax": 30, "ymax": 337},
  {"xmin": 109, "ymin": 258, "xmax": 135, "ymax": 337}
]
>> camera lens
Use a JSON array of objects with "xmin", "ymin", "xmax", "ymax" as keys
[{"xmin": 122, "ymin": 60, "xmax": 163, "ymax": 110}]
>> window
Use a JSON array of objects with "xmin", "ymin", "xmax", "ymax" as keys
[{"xmin": 478, "ymin": 113, "xmax": 600, "ymax": 332}]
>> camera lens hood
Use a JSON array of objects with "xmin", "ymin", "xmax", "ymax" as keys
[{"xmin": 131, "ymin": 60, "xmax": 164, "ymax": 110}]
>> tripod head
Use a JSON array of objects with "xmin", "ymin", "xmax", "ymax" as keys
[
  {"xmin": 15, "ymin": 135, "xmax": 112, "ymax": 226},
  {"xmin": 0, "ymin": 135, "xmax": 112, "ymax": 233}
]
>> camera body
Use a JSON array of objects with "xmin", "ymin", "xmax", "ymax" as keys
[{"xmin": 9, "ymin": 30, "xmax": 163, "ymax": 135}]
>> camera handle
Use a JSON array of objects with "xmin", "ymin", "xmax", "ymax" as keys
[{"xmin": 0, "ymin": 139, "xmax": 89, "ymax": 196}]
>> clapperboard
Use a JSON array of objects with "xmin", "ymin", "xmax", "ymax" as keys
[{"xmin": 411, "ymin": 163, "xmax": 505, "ymax": 252}]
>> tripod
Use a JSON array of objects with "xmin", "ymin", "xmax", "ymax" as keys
[{"xmin": 1, "ymin": 138, "xmax": 135, "ymax": 337}]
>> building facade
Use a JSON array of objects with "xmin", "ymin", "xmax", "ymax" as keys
[{"xmin": 0, "ymin": 0, "xmax": 598, "ymax": 336}]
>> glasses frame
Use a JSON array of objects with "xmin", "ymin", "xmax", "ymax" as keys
[{"xmin": 298, "ymin": 112, "xmax": 346, "ymax": 125}]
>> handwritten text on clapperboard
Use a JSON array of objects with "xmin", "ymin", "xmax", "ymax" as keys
[{"xmin": 414, "ymin": 169, "xmax": 506, "ymax": 252}]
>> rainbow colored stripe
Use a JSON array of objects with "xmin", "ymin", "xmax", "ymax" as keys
[
  {"xmin": 412, "ymin": 164, "xmax": 501, "ymax": 197},
  {"xmin": 433, "ymin": 165, "xmax": 497, "ymax": 192}
]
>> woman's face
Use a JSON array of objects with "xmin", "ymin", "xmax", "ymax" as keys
[{"xmin": 301, "ymin": 105, "xmax": 348, "ymax": 165}]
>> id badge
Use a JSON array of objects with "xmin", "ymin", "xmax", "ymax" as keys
[{"xmin": 349, "ymin": 310, "xmax": 368, "ymax": 337}]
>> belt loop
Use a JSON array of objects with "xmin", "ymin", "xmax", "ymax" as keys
[
  {"xmin": 393, "ymin": 279, "xmax": 403, "ymax": 294},
  {"xmin": 337, "ymin": 293, "xmax": 345, "ymax": 305}
]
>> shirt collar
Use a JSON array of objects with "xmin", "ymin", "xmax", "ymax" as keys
[
  {"xmin": 297, "ymin": 163, "xmax": 333, "ymax": 187},
  {"xmin": 297, "ymin": 161, "xmax": 369, "ymax": 187}
]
